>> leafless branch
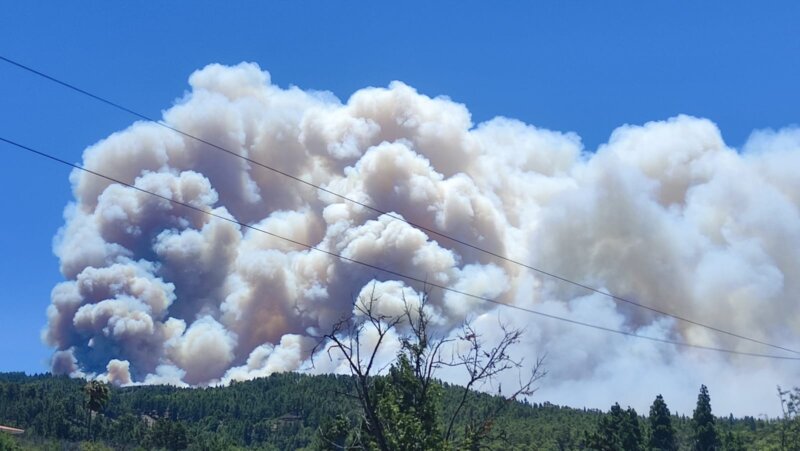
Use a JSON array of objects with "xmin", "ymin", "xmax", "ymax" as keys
[
  {"xmin": 314, "ymin": 284, "xmax": 546, "ymax": 450},
  {"xmin": 445, "ymin": 319, "xmax": 546, "ymax": 444}
]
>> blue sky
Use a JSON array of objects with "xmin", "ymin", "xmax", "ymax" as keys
[{"xmin": 0, "ymin": 1, "xmax": 798, "ymax": 374}]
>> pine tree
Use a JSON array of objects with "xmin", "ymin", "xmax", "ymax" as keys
[
  {"xmin": 648, "ymin": 394, "xmax": 677, "ymax": 451},
  {"xmin": 622, "ymin": 406, "xmax": 644, "ymax": 451},
  {"xmin": 692, "ymin": 385, "xmax": 719, "ymax": 451},
  {"xmin": 722, "ymin": 430, "xmax": 746, "ymax": 451},
  {"xmin": 583, "ymin": 403, "xmax": 643, "ymax": 451}
]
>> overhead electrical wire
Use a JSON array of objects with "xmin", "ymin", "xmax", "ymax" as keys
[
  {"xmin": 2, "ymin": 135, "xmax": 799, "ymax": 361},
  {"xmin": 1, "ymin": 54, "xmax": 798, "ymax": 356}
]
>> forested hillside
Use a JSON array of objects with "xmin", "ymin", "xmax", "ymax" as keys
[{"xmin": 0, "ymin": 372, "xmax": 796, "ymax": 450}]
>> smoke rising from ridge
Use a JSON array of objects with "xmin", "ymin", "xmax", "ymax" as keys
[{"xmin": 45, "ymin": 62, "xmax": 800, "ymax": 414}]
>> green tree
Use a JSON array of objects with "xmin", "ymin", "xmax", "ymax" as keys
[
  {"xmin": 149, "ymin": 418, "xmax": 188, "ymax": 450},
  {"xmin": 583, "ymin": 403, "xmax": 643, "ymax": 451},
  {"xmin": 648, "ymin": 394, "xmax": 677, "ymax": 451},
  {"xmin": 0, "ymin": 432, "xmax": 22, "ymax": 451},
  {"xmin": 721, "ymin": 430, "xmax": 746, "ymax": 451},
  {"xmin": 83, "ymin": 380, "xmax": 110, "ymax": 440},
  {"xmin": 368, "ymin": 354, "xmax": 445, "ymax": 450},
  {"xmin": 319, "ymin": 289, "xmax": 544, "ymax": 450},
  {"xmin": 78, "ymin": 442, "xmax": 114, "ymax": 451},
  {"xmin": 692, "ymin": 385, "xmax": 719, "ymax": 451},
  {"xmin": 315, "ymin": 414, "xmax": 352, "ymax": 450}
]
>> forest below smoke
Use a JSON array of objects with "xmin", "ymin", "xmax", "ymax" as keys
[{"xmin": 1, "ymin": 372, "xmax": 797, "ymax": 450}]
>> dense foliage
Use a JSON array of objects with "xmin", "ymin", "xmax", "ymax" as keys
[
  {"xmin": 582, "ymin": 403, "xmax": 643, "ymax": 450},
  {"xmin": 692, "ymin": 385, "xmax": 719, "ymax": 451},
  {"xmin": 648, "ymin": 395, "xmax": 677, "ymax": 451},
  {"xmin": 0, "ymin": 372, "xmax": 796, "ymax": 450}
]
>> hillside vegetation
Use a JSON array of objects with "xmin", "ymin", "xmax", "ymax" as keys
[{"xmin": 1, "ymin": 372, "xmax": 797, "ymax": 450}]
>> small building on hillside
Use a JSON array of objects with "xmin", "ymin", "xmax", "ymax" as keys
[{"xmin": 271, "ymin": 413, "xmax": 303, "ymax": 431}]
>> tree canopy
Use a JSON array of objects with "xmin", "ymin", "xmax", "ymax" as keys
[
  {"xmin": 649, "ymin": 394, "xmax": 677, "ymax": 451},
  {"xmin": 1, "ymin": 372, "xmax": 796, "ymax": 450},
  {"xmin": 692, "ymin": 385, "xmax": 719, "ymax": 451}
]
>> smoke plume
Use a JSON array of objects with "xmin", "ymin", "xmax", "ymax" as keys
[{"xmin": 45, "ymin": 62, "xmax": 800, "ymax": 415}]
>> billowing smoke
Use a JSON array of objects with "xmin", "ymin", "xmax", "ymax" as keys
[{"xmin": 44, "ymin": 62, "xmax": 800, "ymax": 415}]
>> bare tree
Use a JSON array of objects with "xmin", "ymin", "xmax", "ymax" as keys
[
  {"xmin": 444, "ymin": 321, "xmax": 546, "ymax": 447},
  {"xmin": 315, "ymin": 286, "xmax": 546, "ymax": 450},
  {"xmin": 318, "ymin": 285, "xmax": 404, "ymax": 450}
]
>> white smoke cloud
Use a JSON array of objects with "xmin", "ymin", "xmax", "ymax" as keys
[{"xmin": 44, "ymin": 62, "xmax": 800, "ymax": 415}]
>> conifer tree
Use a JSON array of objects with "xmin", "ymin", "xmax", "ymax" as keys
[
  {"xmin": 648, "ymin": 394, "xmax": 677, "ymax": 451},
  {"xmin": 622, "ymin": 407, "xmax": 644, "ymax": 451},
  {"xmin": 722, "ymin": 430, "xmax": 746, "ymax": 451},
  {"xmin": 692, "ymin": 385, "xmax": 719, "ymax": 451},
  {"xmin": 584, "ymin": 403, "xmax": 643, "ymax": 451}
]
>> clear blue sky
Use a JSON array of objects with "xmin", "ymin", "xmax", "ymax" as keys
[{"xmin": 0, "ymin": 1, "xmax": 798, "ymax": 373}]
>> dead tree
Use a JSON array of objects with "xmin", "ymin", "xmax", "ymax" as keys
[
  {"xmin": 445, "ymin": 320, "xmax": 546, "ymax": 447},
  {"xmin": 315, "ymin": 286, "xmax": 546, "ymax": 450}
]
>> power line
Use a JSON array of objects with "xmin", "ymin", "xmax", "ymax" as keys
[
  {"xmin": 1, "ymin": 54, "xmax": 798, "ymax": 356},
  {"xmin": 3, "ymin": 135, "xmax": 799, "ymax": 361}
]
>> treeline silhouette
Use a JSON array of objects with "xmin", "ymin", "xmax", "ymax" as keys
[{"xmin": 0, "ymin": 372, "xmax": 795, "ymax": 450}]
